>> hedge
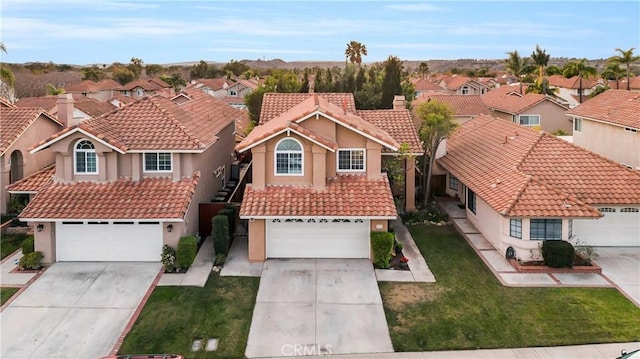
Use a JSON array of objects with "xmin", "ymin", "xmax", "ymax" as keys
[
  {"xmin": 21, "ymin": 236, "xmax": 34, "ymax": 255},
  {"xmin": 542, "ymin": 240, "xmax": 575, "ymax": 268},
  {"xmin": 217, "ymin": 206, "xmax": 236, "ymax": 235},
  {"xmin": 212, "ymin": 215, "xmax": 231, "ymax": 256},
  {"xmin": 19, "ymin": 251, "xmax": 43, "ymax": 270},
  {"xmin": 371, "ymin": 231, "xmax": 394, "ymax": 269},
  {"xmin": 176, "ymin": 236, "xmax": 197, "ymax": 269}
]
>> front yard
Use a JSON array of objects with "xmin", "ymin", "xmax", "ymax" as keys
[
  {"xmin": 1, "ymin": 233, "xmax": 29, "ymax": 259},
  {"xmin": 1, "ymin": 287, "xmax": 19, "ymax": 305},
  {"xmin": 379, "ymin": 224, "xmax": 640, "ymax": 351},
  {"xmin": 119, "ymin": 275, "xmax": 259, "ymax": 358}
]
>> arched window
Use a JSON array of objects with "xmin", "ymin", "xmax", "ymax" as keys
[
  {"xmin": 275, "ymin": 138, "xmax": 302, "ymax": 175},
  {"xmin": 75, "ymin": 139, "xmax": 97, "ymax": 174}
]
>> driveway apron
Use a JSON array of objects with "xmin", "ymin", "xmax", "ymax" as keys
[
  {"xmin": 245, "ymin": 259, "xmax": 393, "ymax": 358},
  {"xmin": 1, "ymin": 262, "xmax": 161, "ymax": 359}
]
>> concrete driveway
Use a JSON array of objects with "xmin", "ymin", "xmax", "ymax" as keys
[
  {"xmin": 596, "ymin": 247, "xmax": 640, "ymax": 306},
  {"xmin": 245, "ymin": 259, "xmax": 393, "ymax": 358},
  {"xmin": 1, "ymin": 262, "xmax": 161, "ymax": 359}
]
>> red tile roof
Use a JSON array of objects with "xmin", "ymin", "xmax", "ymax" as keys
[
  {"xmin": 547, "ymin": 75, "xmax": 600, "ymax": 90},
  {"xmin": 240, "ymin": 174, "xmax": 397, "ymax": 218},
  {"xmin": 235, "ymin": 109, "xmax": 252, "ymax": 139},
  {"xmin": 411, "ymin": 78, "xmax": 445, "ymax": 91},
  {"xmin": 438, "ymin": 115, "xmax": 640, "ymax": 217},
  {"xmin": 357, "ymin": 110, "xmax": 422, "ymax": 153},
  {"xmin": 566, "ymin": 89, "xmax": 640, "ymax": 129},
  {"xmin": 6, "ymin": 164, "xmax": 55, "ymax": 194},
  {"xmin": 440, "ymin": 75, "xmax": 487, "ymax": 91},
  {"xmin": 14, "ymin": 97, "xmax": 57, "ymax": 112},
  {"xmin": 19, "ymin": 172, "xmax": 200, "ymax": 220},
  {"xmin": 481, "ymin": 87, "xmax": 566, "ymax": 114},
  {"xmin": 414, "ymin": 94, "xmax": 491, "ymax": 117},
  {"xmin": 72, "ymin": 94, "xmax": 117, "ymax": 118},
  {"xmin": 117, "ymin": 79, "xmax": 165, "ymax": 91},
  {"xmin": 260, "ymin": 93, "xmax": 356, "ymax": 123},
  {"xmin": 1, "ymin": 107, "xmax": 62, "ymax": 155},
  {"xmin": 193, "ymin": 78, "xmax": 229, "ymax": 91}
]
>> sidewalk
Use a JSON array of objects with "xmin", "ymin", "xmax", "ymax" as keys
[
  {"xmin": 0, "ymin": 249, "xmax": 39, "ymax": 287},
  {"xmin": 157, "ymin": 236, "xmax": 214, "ymax": 287}
]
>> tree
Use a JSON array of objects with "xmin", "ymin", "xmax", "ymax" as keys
[
  {"xmin": 417, "ymin": 62, "xmax": 430, "ymax": 79},
  {"xmin": 161, "ymin": 73, "xmax": 186, "ymax": 91},
  {"xmin": 415, "ymin": 100, "xmax": 457, "ymax": 207},
  {"xmin": 526, "ymin": 77, "xmax": 558, "ymax": 96},
  {"xmin": 223, "ymin": 60, "xmax": 249, "ymax": 77},
  {"xmin": 504, "ymin": 50, "xmax": 533, "ymax": 94},
  {"xmin": 145, "ymin": 64, "xmax": 164, "ymax": 77},
  {"xmin": 112, "ymin": 67, "xmax": 135, "ymax": 85},
  {"xmin": 82, "ymin": 65, "xmax": 106, "ymax": 81},
  {"xmin": 128, "ymin": 57, "xmax": 144, "ymax": 79},
  {"xmin": 300, "ymin": 70, "xmax": 310, "ymax": 93},
  {"xmin": 381, "ymin": 55, "xmax": 403, "ymax": 109},
  {"xmin": 0, "ymin": 42, "xmax": 16, "ymax": 101},
  {"xmin": 609, "ymin": 47, "xmax": 640, "ymax": 90},
  {"xmin": 601, "ymin": 62, "xmax": 625, "ymax": 89},
  {"xmin": 530, "ymin": 45, "xmax": 550, "ymax": 86},
  {"xmin": 45, "ymin": 84, "xmax": 65, "ymax": 95},
  {"xmin": 546, "ymin": 65, "xmax": 563, "ymax": 76},
  {"xmin": 345, "ymin": 41, "xmax": 368, "ymax": 66},
  {"xmin": 562, "ymin": 58, "xmax": 597, "ymax": 103}
]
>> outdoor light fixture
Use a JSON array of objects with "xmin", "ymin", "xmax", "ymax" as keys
[
  {"xmin": 36, "ymin": 224, "xmax": 44, "ymax": 232},
  {"xmin": 167, "ymin": 224, "xmax": 173, "ymax": 232}
]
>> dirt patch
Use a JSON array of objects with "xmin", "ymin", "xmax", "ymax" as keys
[{"xmin": 383, "ymin": 283, "xmax": 447, "ymax": 312}]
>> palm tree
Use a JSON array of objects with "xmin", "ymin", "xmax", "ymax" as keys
[
  {"xmin": 345, "ymin": 41, "xmax": 368, "ymax": 66},
  {"xmin": 530, "ymin": 45, "xmax": 550, "ymax": 86},
  {"xmin": 45, "ymin": 84, "xmax": 65, "ymax": 95},
  {"xmin": 526, "ymin": 78, "xmax": 558, "ymax": 96},
  {"xmin": 609, "ymin": 48, "xmax": 640, "ymax": 90},
  {"xmin": 563, "ymin": 58, "xmax": 597, "ymax": 103},
  {"xmin": 505, "ymin": 50, "xmax": 534, "ymax": 94},
  {"xmin": 418, "ymin": 62, "xmax": 429, "ymax": 79},
  {"xmin": 601, "ymin": 62, "xmax": 625, "ymax": 89}
]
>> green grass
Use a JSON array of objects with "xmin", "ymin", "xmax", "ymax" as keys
[
  {"xmin": 119, "ymin": 274, "xmax": 259, "ymax": 359},
  {"xmin": 379, "ymin": 224, "xmax": 640, "ymax": 351},
  {"xmin": 1, "ymin": 287, "xmax": 19, "ymax": 305},
  {"xmin": 1, "ymin": 233, "xmax": 30, "ymax": 259}
]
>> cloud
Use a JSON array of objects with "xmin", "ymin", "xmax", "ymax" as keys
[
  {"xmin": 207, "ymin": 48, "xmax": 321, "ymax": 55},
  {"xmin": 385, "ymin": 3, "xmax": 445, "ymax": 12}
]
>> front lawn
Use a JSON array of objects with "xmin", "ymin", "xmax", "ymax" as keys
[
  {"xmin": 379, "ymin": 224, "xmax": 640, "ymax": 351},
  {"xmin": 1, "ymin": 287, "xmax": 19, "ymax": 305},
  {"xmin": 119, "ymin": 274, "xmax": 259, "ymax": 359},
  {"xmin": 1, "ymin": 233, "xmax": 30, "ymax": 259}
]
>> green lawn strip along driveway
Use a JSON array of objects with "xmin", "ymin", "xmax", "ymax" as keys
[
  {"xmin": 379, "ymin": 224, "xmax": 640, "ymax": 352},
  {"xmin": 1, "ymin": 233, "xmax": 29, "ymax": 259},
  {"xmin": 119, "ymin": 274, "xmax": 259, "ymax": 358},
  {"xmin": 1, "ymin": 287, "xmax": 20, "ymax": 305}
]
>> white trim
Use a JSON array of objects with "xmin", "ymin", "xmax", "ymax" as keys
[
  {"xmin": 73, "ymin": 139, "xmax": 98, "ymax": 175},
  {"xmin": 336, "ymin": 148, "xmax": 366, "ymax": 172},
  {"xmin": 274, "ymin": 137, "xmax": 304, "ymax": 176},
  {"xmin": 7, "ymin": 190, "xmax": 38, "ymax": 194},
  {"xmin": 517, "ymin": 114, "xmax": 541, "ymax": 126},
  {"xmin": 573, "ymin": 117, "xmax": 583, "ymax": 132},
  {"xmin": 19, "ymin": 218, "xmax": 184, "ymax": 223},
  {"xmin": 127, "ymin": 149, "xmax": 205, "ymax": 154},
  {"xmin": 143, "ymin": 152, "xmax": 173, "ymax": 173},
  {"xmin": 568, "ymin": 115, "xmax": 637, "ymax": 132},
  {"xmin": 240, "ymin": 215, "xmax": 397, "ymax": 220},
  {"xmin": 237, "ymin": 127, "xmax": 336, "ymax": 153},
  {"xmin": 30, "ymin": 127, "xmax": 125, "ymax": 154}
]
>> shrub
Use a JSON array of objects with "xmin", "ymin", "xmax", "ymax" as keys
[
  {"xmin": 21, "ymin": 236, "xmax": 34, "ymax": 254},
  {"xmin": 19, "ymin": 251, "xmax": 43, "ymax": 270},
  {"xmin": 371, "ymin": 232, "xmax": 394, "ymax": 269},
  {"xmin": 212, "ymin": 215, "xmax": 230, "ymax": 256},
  {"xmin": 160, "ymin": 245, "xmax": 176, "ymax": 272},
  {"xmin": 215, "ymin": 253, "xmax": 227, "ymax": 266},
  {"xmin": 542, "ymin": 240, "xmax": 575, "ymax": 268},
  {"xmin": 217, "ymin": 206, "xmax": 237, "ymax": 235},
  {"xmin": 176, "ymin": 236, "xmax": 197, "ymax": 269}
]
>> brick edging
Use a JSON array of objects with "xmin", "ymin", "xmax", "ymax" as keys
[
  {"xmin": 0, "ymin": 267, "xmax": 45, "ymax": 312},
  {"xmin": 109, "ymin": 266, "xmax": 164, "ymax": 356},
  {"xmin": 508, "ymin": 258, "xmax": 602, "ymax": 274},
  {"xmin": 0, "ymin": 249, "xmax": 21, "ymax": 265}
]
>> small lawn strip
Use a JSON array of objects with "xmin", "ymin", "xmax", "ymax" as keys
[
  {"xmin": 379, "ymin": 224, "xmax": 640, "ymax": 351},
  {"xmin": 1, "ymin": 287, "xmax": 20, "ymax": 306},
  {"xmin": 119, "ymin": 274, "xmax": 259, "ymax": 358},
  {"xmin": 1, "ymin": 233, "xmax": 30, "ymax": 260}
]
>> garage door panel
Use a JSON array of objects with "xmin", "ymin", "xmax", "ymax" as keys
[
  {"xmin": 575, "ymin": 211, "xmax": 640, "ymax": 247},
  {"xmin": 57, "ymin": 222, "xmax": 162, "ymax": 261},
  {"xmin": 266, "ymin": 219, "xmax": 370, "ymax": 259}
]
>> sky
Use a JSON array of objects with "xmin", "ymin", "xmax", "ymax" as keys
[{"xmin": 1, "ymin": 0, "xmax": 638, "ymax": 65}]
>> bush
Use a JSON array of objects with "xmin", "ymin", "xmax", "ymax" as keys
[
  {"xmin": 215, "ymin": 253, "xmax": 227, "ymax": 266},
  {"xmin": 19, "ymin": 251, "xmax": 43, "ymax": 270},
  {"xmin": 21, "ymin": 236, "xmax": 34, "ymax": 254},
  {"xmin": 160, "ymin": 245, "xmax": 176, "ymax": 272},
  {"xmin": 371, "ymin": 232, "xmax": 394, "ymax": 269},
  {"xmin": 212, "ymin": 215, "xmax": 231, "ymax": 256},
  {"xmin": 176, "ymin": 236, "xmax": 197, "ymax": 269},
  {"xmin": 217, "ymin": 206, "xmax": 237, "ymax": 235},
  {"xmin": 542, "ymin": 240, "xmax": 575, "ymax": 268}
]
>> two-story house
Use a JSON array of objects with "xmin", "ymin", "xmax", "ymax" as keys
[
  {"xmin": 547, "ymin": 75, "xmax": 604, "ymax": 108},
  {"xmin": 438, "ymin": 75, "xmax": 490, "ymax": 95},
  {"xmin": 481, "ymin": 86, "xmax": 571, "ymax": 134},
  {"xmin": 235, "ymin": 93, "xmax": 421, "ymax": 262},
  {"xmin": 223, "ymin": 79, "xmax": 262, "ymax": 109},
  {"xmin": 437, "ymin": 115, "xmax": 640, "ymax": 260},
  {"xmin": 189, "ymin": 78, "xmax": 232, "ymax": 99},
  {"xmin": 410, "ymin": 77, "xmax": 447, "ymax": 98},
  {"xmin": 568, "ymin": 89, "xmax": 640, "ymax": 170},
  {"xmin": 65, "ymin": 79, "xmax": 121, "ymax": 102},
  {"xmin": 116, "ymin": 78, "xmax": 172, "ymax": 99},
  {"xmin": 14, "ymin": 89, "xmax": 242, "ymax": 264}
]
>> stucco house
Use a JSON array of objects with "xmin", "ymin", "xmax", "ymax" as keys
[
  {"xmin": 1, "ymin": 101, "xmax": 63, "ymax": 214},
  {"xmin": 481, "ymin": 86, "xmax": 571, "ymax": 134},
  {"xmin": 12, "ymin": 88, "xmax": 243, "ymax": 264},
  {"xmin": 116, "ymin": 78, "xmax": 172, "ymax": 99},
  {"xmin": 16, "ymin": 94, "xmax": 116, "ymax": 122},
  {"xmin": 547, "ymin": 75, "xmax": 604, "ymax": 108},
  {"xmin": 65, "ymin": 79, "xmax": 121, "ymax": 102},
  {"xmin": 436, "ymin": 115, "xmax": 640, "ymax": 261},
  {"xmin": 567, "ymin": 89, "xmax": 640, "ymax": 170},
  {"xmin": 410, "ymin": 77, "xmax": 447, "ymax": 97},
  {"xmin": 413, "ymin": 94, "xmax": 490, "ymax": 126},
  {"xmin": 189, "ymin": 78, "xmax": 231, "ymax": 98},
  {"xmin": 438, "ymin": 75, "xmax": 490, "ymax": 95},
  {"xmin": 235, "ymin": 93, "xmax": 421, "ymax": 262}
]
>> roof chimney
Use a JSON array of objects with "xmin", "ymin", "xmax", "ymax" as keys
[
  {"xmin": 393, "ymin": 95, "xmax": 406, "ymax": 110},
  {"xmin": 56, "ymin": 93, "xmax": 76, "ymax": 127}
]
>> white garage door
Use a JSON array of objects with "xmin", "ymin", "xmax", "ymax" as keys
[
  {"xmin": 266, "ymin": 218, "xmax": 370, "ymax": 258},
  {"xmin": 574, "ymin": 207, "xmax": 640, "ymax": 246},
  {"xmin": 56, "ymin": 221, "xmax": 163, "ymax": 261}
]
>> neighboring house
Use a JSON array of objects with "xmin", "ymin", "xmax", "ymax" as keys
[
  {"xmin": 222, "ymin": 79, "xmax": 262, "ymax": 109},
  {"xmin": 13, "ymin": 88, "xmax": 243, "ymax": 264},
  {"xmin": 116, "ymin": 78, "xmax": 172, "ymax": 99},
  {"xmin": 438, "ymin": 75, "xmax": 490, "ymax": 95},
  {"xmin": 0, "ymin": 102, "xmax": 63, "ymax": 213},
  {"xmin": 14, "ymin": 96, "xmax": 57, "ymax": 114},
  {"xmin": 65, "ymin": 79, "xmax": 121, "ymax": 102},
  {"xmin": 189, "ymin": 78, "xmax": 231, "ymax": 98},
  {"xmin": 481, "ymin": 86, "xmax": 571, "ymax": 134},
  {"xmin": 16, "ymin": 94, "xmax": 116, "ymax": 123},
  {"xmin": 413, "ymin": 94, "xmax": 490, "ymax": 126},
  {"xmin": 410, "ymin": 77, "xmax": 447, "ymax": 97},
  {"xmin": 234, "ymin": 109, "xmax": 252, "ymax": 143},
  {"xmin": 547, "ymin": 75, "xmax": 604, "ymax": 108},
  {"xmin": 436, "ymin": 115, "xmax": 640, "ymax": 261},
  {"xmin": 567, "ymin": 89, "xmax": 640, "ymax": 170},
  {"xmin": 235, "ymin": 93, "xmax": 421, "ymax": 262}
]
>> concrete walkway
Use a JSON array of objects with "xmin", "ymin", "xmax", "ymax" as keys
[
  {"xmin": 220, "ymin": 231, "xmax": 263, "ymax": 277},
  {"xmin": 157, "ymin": 236, "xmax": 214, "ymax": 287},
  {"xmin": 0, "ymin": 250, "xmax": 39, "ymax": 287}
]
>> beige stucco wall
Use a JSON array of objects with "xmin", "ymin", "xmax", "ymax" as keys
[
  {"xmin": 370, "ymin": 219, "xmax": 388, "ymax": 232},
  {"xmin": 573, "ymin": 119, "xmax": 640, "ymax": 169},
  {"xmin": 248, "ymin": 219, "xmax": 266, "ymax": 261},
  {"xmin": 32, "ymin": 222, "xmax": 55, "ymax": 264},
  {"xmin": 525, "ymin": 101, "xmax": 571, "ymax": 134}
]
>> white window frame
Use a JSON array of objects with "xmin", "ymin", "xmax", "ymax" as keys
[
  {"xmin": 461, "ymin": 86, "xmax": 469, "ymax": 95},
  {"xmin": 74, "ymin": 139, "xmax": 98, "ymax": 174},
  {"xmin": 510, "ymin": 218, "xmax": 522, "ymax": 239},
  {"xmin": 143, "ymin": 152, "xmax": 173, "ymax": 173},
  {"xmin": 336, "ymin": 148, "xmax": 366, "ymax": 172},
  {"xmin": 274, "ymin": 138, "xmax": 304, "ymax": 176},
  {"xmin": 574, "ymin": 118, "xmax": 582, "ymax": 132},
  {"xmin": 518, "ymin": 114, "xmax": 540, "ymax": 126},
  {"xmin": 624, "ymin": 127, "xmax": 638, "ymax": 133}
]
